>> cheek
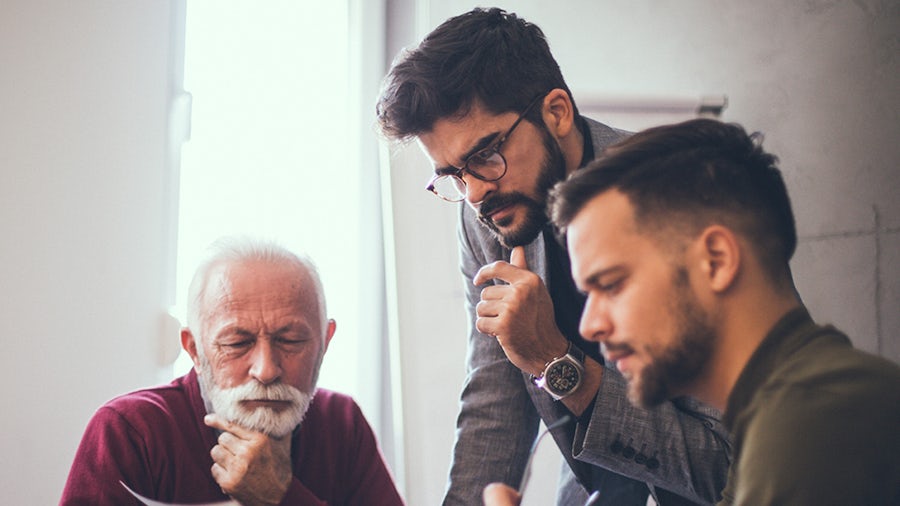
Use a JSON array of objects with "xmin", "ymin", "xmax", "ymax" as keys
[
  {"xmin": 281, "ymin": 348, "xmax": 322, "ymax": 386},
  {"xmin": 614, "ymin": 291, "xmax": 651, "ymax": 330},
  {"xmin": 504, "ymin": 150, "xmax": 543, "ymax": 189},
  {"xmin": 615, "ymin": 290, "xmax": 670, "ymax": 345},
  {"xmin": 208, "ymin": 356, "xmax": 247, "ymax": 389}
]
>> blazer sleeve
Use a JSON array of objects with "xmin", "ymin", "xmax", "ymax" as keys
[
  {"xmin": 573, "ymin": 370, "xmax": 732, "ymax": 504},
  {"xmin": 441, "ymin": 205, "xmax": 541, "ymax": 506}
]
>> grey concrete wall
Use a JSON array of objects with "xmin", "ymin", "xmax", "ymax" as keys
[{"xmin": 387, "ymin": 1, "xmax": 899, "ymax": 504}]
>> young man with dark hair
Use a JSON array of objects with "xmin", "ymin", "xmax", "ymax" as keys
[
  {"xmin": 377, "ymin": 8, "xmax": 729, "ymax": 505},
  {"xmin": 539, "ymin": 118, "xmax": 900, "ymax": 505}
]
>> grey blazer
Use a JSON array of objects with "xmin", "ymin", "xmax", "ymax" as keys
[{"xmin": 442, "ymin": 117, "xmax": 731, "ymax": 506}]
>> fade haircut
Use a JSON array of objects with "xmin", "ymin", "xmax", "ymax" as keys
[
  {"xmin": 185, "ymin": 236, "xmax": 328, "ymax": 339},
  {"xmin": 375, "ymin": 7, "xmax": 577, "ymax": 142},
  {"xmin": 549, "ymin": 119, "xmax": 797, "ymax": 285}
]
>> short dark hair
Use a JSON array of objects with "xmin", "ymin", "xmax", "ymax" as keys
[
  {"xmin": 375, "ymin": 7, "xmax": 577, "ymax": 142},
  {"xmin": 549, "ymin": 119, "xmax": 797, "ymax": 284}
]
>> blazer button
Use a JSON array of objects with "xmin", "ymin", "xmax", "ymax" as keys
[
  {"xmin": 635, "ymin": 453, "xmax": 647, "ymax": 465},
  {"xmin": 610, "ymin": 440, "xmax": 623, "ymax": 454},
  {"xmin": 622, "ymin": 446, "xmax": 636, "ymax": 459},
  {"xmin": 646, "ymin": 457, "xmax": 660, "ymax": 470}
]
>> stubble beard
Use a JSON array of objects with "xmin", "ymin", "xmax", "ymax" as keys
[
  {"xmin": 629, "ymin": 269, "xmax": 717, "ymax": 408},
  {"xmin": 477, "ymin": 126, "xmax": 567, "ymax": 248}
]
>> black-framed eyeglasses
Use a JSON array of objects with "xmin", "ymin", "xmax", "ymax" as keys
[{"xmin": 425, "ymin": 94, "xmax": 545, "ymax": 202}]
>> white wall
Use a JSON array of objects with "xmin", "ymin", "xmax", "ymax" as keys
[
  {"xmin": 0, "ymin": 1, "xmax": 178, "ymax": 504},
  {"xmin": 386, "ymin": 1, "xmax": 900, "ymax": 504}
]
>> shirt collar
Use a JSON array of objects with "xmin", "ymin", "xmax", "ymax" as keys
[{"xmin": 723, "ymin": 306, "xmax": 814, "ymax": 429}]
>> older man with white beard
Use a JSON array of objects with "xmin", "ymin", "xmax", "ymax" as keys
[{"xmin": 62, "ymin": 238, "xmax": 404, "ymax": 506}]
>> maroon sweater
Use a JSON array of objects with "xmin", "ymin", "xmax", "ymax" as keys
[{"xmin": 61, "ymin": 370, "xmax": 404, "ymax": 505}]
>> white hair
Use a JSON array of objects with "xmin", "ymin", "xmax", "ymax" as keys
[{"xmin": 185, "ymin": 236, "xmax": 328, "ymax": 338}]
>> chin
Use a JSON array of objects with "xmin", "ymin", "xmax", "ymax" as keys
[
  {"xmin": 629, "ymin": 370, "xmax": 670, "ymax": 409},
  {"xmin": 496, "ymin": 223, "xmax": 544, "ymax": 249}
]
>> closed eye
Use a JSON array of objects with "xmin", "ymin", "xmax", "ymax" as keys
[
  {"xmin": 598, "ymin": 278, "xmax": 624, "ymax": 294},
  {"xmin": 469, "ymin": 146, "xmax": 498, "ymax": 164}
]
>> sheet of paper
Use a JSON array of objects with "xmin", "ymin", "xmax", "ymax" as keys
[{"xmin": 120, "ymin": 481, "xmax": 239, "ymax": 506}]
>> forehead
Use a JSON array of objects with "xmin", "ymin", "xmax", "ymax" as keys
[
  {"xmin": 416, "ymin": 103, "xmax": 516, "ymax": 168},
  {"xmin": 204, "ymin": 260, "xmax": 318, "ymax": 316},
  {"xmin": 567, "ymin": 191, "xmax": 648, "ymax": 280}
]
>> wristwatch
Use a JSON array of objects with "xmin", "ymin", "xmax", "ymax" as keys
[{"xmin": 532, "ymin": 341, "xmax": 585, "ymax": 400}]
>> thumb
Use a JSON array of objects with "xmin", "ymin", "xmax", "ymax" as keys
[{"xmin": 510, "ymin": 246, "xmax": 528, "ymax": 270}]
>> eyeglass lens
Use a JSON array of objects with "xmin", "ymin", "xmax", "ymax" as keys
[
  {"xmin": 431, "ymin": 175, "xmax": 467, "ymax": 201},
  {"xmin": 433, "ymin": 150, "xmax": 507, "ymax": 201}
]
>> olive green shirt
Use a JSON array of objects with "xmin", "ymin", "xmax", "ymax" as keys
[{"xmin": 718, "ymin": 307, "xmax": 900, "ymax": 505}]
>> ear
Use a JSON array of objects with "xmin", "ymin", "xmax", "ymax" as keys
[
  {"xmin": 541, "ymin": 88, "xmax": 576, "ymax": 139},
  {"xmin": 696, "ymin": 225, "xmax": 741, "ymax": 294},
  {"xmin": 180, "ymin": 328, "xmax": 201, "ymax": 368},
  {"xmin": 322, "ymin": 319, "xmax": 337, "ymax": 353}
]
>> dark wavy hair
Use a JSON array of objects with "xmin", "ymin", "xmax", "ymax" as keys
[
  {"xmin": 549, "ymin": 119, "xmax": 797, "ymax": 285},
  {"xmin": 375, "ymin": 7, "xmax": 577, "ymax": 141}
]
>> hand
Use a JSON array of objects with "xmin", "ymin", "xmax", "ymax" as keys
[
  {"xmin": 483, "ymin": 483, "xmax": 522, "ymax": 506},
  {"xmin": 473, "ymin": 246, "xmax": 569, "ymax": 376},
  {"xmin": 204, "ymin": 414, "xmax": 293, "ymax": 506}
]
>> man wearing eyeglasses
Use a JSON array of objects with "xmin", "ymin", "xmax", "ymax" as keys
[{"xmin": 376, "ymin": 8, "xmax": 729, "ymax": 506}]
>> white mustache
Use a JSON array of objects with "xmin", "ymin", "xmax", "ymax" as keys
[{"xmin": 222, "ymin": 381, "xmax": 303, "ymax": 404}]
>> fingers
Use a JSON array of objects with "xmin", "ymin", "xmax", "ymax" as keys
[
  {"xmin": 209, "ymin": 437, "xmax": 240, "ymax": 493},
  {"xmin": 204, "ymin": 414, "xmax": 255, "ymax": 441},
  {"xmin": 207, "ymin": 421, "xmax": 294, "ymax": 505},
  {"xmin": 475, "ymin": 315, "xmax": 497, "ymax": 338},
  {"xmin": 204, "ymin": 413, "xmax": 234, "ymax": 433},
  {"xmin": 210, "ymin": 462, "xmax": 228, "ymax": 489},
  {"xmin": 214, "ymin": 431, "xmax": 238, "ymax": 456},
  {"xmin": 509, "ymin": 246, "xmax": 527, "ymax": 269},
  {"xmin": 473, "ymin": 262, "xmax": 510, "ymax": 286},
  {"xmin": 479, "ymin": 284, "xmax": 508, "ymax": 301},
  {"xmin": 476, "ymin": 292, "xmax": 510, "ymax": 337},
  {"xmin": 473, "ymin": 248, "xmax": 532, "ymax": 286},
  {"xmin": 483, "ymin": 482, "xmax": 522, "ymax": 506}
]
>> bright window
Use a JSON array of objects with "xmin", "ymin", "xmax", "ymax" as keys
[{"xmin": 172, "ymin": 0, "xmax": 359, "ymax": 397}]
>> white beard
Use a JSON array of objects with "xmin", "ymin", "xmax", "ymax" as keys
[{"xmin": 196, "ymin": 357, "xmax": 314, "ymax": 438}]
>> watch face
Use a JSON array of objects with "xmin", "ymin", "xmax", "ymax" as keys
[{"xmin": 547, "ymin": 361, "xmax": 581, "ymax": 394}]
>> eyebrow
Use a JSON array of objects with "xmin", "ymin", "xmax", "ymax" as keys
[
  {"xmin": 214, "ymin": 325, "xmax": 253, "ymax": 340},
  {"xmin": 434, "ymin": 130, "xmax": 503, "ymax": 174},
  {"xmin": 582, "ymin": 265, "xmax": 625, "ymax": 289},
  {"xmin": 215, "ymin": 321, "xmax": 309, "ymax": 339}
]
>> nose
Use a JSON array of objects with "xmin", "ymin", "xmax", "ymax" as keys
[
  {"xmin": 249, "ymin": 339, "xmax": 283, "ymax": 385},
  {"xmin": 579, "ymin": 294, "xmax": 611, "ymax": 344},
  {"xmin": 464, "ymin": 175, "xmax": 499, "ymax": 206}
]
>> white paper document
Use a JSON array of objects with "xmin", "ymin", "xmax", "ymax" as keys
[{"xmin": 120, "ymin": 481, "xmax": 239, "ymax": 506}]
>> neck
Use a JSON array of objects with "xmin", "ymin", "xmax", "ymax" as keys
[
  {"xmin": 561, "ymin": 117, "xmax": 585, "ymax": 176},
  {"xmin": 693, "ymin": 285, "xmax": 801, "ymax": 412}
]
